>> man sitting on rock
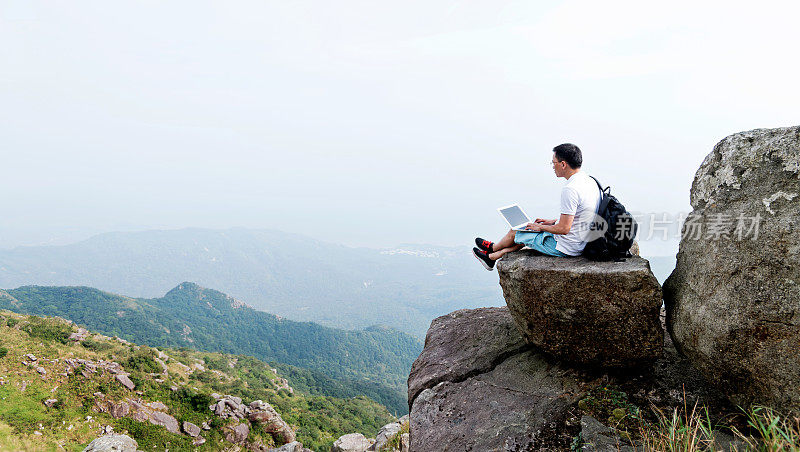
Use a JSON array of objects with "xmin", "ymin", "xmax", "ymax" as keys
[{"xmin": 473, "ymin": 143, "xmax": 601, "ymax": 270}]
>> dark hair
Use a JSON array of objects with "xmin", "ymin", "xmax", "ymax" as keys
[{"xmin": 552, "ymin": 143, "xmax": 582, "ymax": 169}]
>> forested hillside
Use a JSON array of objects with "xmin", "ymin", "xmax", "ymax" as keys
[
  {"xmin": 0, "ymin": 310, "xmax": 395, "ymax": 451},
  {"xmin": 0, "ymin": 228, "xmax": 503, "ymax": 336},
  {"xmin": 0, "ymin": 283, "xmax": 421, "ymax": 414}
]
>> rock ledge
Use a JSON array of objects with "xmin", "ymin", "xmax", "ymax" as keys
[{"xmin": 498, "ymin": 251, "xmax": 663, "ymax": 368}]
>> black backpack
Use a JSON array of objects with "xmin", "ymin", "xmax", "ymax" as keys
[{"xmin": 581, "ymin": 176, "xmax": 637, "ymax": 261}]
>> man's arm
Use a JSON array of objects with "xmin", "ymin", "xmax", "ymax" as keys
[{"xmin": 525, "ymin": 214, "xmax": 574, "ymax": 235}]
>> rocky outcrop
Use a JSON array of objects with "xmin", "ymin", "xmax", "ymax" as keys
[
  {"xmin": 407, "ymin": 307, "xmax": 528, "ymax": 407},
  {"xmin": 664, "ymin": 125, "xmax": 800, "ymax": 413},
  {"xmin": 127, "ymin": 399, "xmax": 180, "ymax": 434},
  {"xmin": 408, "ymin": 307, "xmax": 587, "ymax": 451},
  {"xmin": 82, "ymin": 434, "xmax": 138, "ymax": 452},
  {"xmin": 224, "ymin": 422, "xmax": 250, "ymax": 445},
  {"xmin": 115, "ymin": 374, "xmax": 135, "ymax": 391},
  {"xmin": 497, "ymin": 252, "xmax": 663, "ymax": 368},
  {"xmin": 211, "ymin": 394, "xmax": 247, "ymax": 419},
  {"xmin": 248, "ymin": 399, "xmax": 296, "ymax": 444},
  {"xmin": 331, "ymin": 433, "xmax": 374, "ymax": 452},
  {"xmin": 269, "ymin": 442, "xmax": 313, "ymax": 452},
  {"xmin": 69, "ymin": 327, "xmax": 90, "ymax": 342},
  {"xmin": 370, "ymin": 415, "xmax": 408, "ymax": 451},
  {"xmin": 204, "ymin": 395, "xmax": 296, "ymax": 445}
]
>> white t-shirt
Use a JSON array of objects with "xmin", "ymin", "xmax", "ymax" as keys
[{"xmin": 555, "ymin": 171, "xmax": 602, "ymax": 256}]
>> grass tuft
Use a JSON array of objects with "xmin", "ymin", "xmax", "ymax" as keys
[{"xmin": 733, "ymin": 405, "xmax": 800, "ymax": 452}]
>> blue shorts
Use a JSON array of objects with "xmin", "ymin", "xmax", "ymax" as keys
[{"xmin": 514, "ymin": 231, "xmax": 569, "ymax": 257}]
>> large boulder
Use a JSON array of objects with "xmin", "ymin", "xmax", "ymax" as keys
[
  {"xmin": 126, "ymin": 399, "xmax": 180, "ymax": 434},
  {"xmin": 331, "ymin": 433, "xmax": 374, "ymax": 452},
  {"xmin": 83, "ymin": 434, "xmax": 138, "ymax": 452},
  {"xmin": 407, "ymin": 307, "xmax": 529, "ymax": 407},
  {"xmin": 370, "ymin": 416, "xmax": 407, "ymax": 451},
  {"xmin": 248, "ymin": 400, "xmax": 296, "ymax": 444},
  {"xmin": 664, "ymin": 125, "xmax": 800, "ymax": 413},
  {"xmin": 408, "ymin": 307, "xmax": 587, "ymax": 451},
  {"xmin": 497, "ymin": 252, "xmax": 663, "ymax": 368}
]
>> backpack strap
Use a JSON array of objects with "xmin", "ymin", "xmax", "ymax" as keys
[
  {"xmin": 589, "ymin": 175, "xmax": 611, "ymax": 213},
  {"xmin": 589, "ymin": 175, "xmax": 609, "ymax": 195}
]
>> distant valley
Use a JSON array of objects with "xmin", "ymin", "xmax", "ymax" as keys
[{"xmin": 0, "ymin": 228, "xmax": 503, "ymax": 338}]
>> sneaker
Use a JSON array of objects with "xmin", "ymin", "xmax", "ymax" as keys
[
  {"xmin": 475, "ymin": 237, "xmax": 494, "ymax": 253},
  {"xmin": 473, "ymin": 247, "xmax": 495, "ymax": 271}
]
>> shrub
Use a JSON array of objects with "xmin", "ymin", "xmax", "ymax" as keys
[
  {"xmin": 0, "ymin": 346, "xmax": 7, "ymax": 359},
  {"xmin": 21, "ymin": 317, "xmax": 72, "ymax": 344},
  {"xmin": 125, "ymin": 350, "xmax": 161, "ymax": 374},
  {"xmin": 194, "ymin": 370, "xmax": 216, "ymax": 383},
  {"xmin": 6, "ymin": 318, "xmax": 19, "ymax": 328},
  {"xmin": 204, "ymin": 355, "xmax": 229, "ymax": 372},
  {"xmin": 81, "ymin": 338, "xmax": 113, "ymax": 352}
]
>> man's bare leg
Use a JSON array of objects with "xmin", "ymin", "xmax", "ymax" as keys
[
  {"xmin": 491, "ymin": 229, "xmax": 518, "ymax": 252},
  {"xmin": 489, "ymin": 243, "xmax": 523, "ymax": 261}
]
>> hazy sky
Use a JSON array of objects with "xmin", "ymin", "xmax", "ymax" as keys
[{"xmin": 2, "ymin": 1, "xmax": 799, "ymax": 256}]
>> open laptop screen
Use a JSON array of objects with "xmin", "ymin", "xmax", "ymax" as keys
[{"xmin": 499, "ymin": 205, "xmax": 529, "ymax": 227}]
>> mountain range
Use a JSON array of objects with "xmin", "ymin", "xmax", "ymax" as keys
[{"xmin": 0, "ymin": 228, "xmax": 503, "ymax": 337}]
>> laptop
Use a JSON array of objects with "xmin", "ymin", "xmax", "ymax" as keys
[{"xmin": 498, "ymin": 204, "xmax": 532, "ymax": 231}]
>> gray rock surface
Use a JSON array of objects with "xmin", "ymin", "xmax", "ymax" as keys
[
  {"xmin": 248, "ymin": 399, "xmax": 296, "ymax": 444},
  {"xmin": 399, "ymin": 433, "xmax": 409, "ymax": 452},
  {"xmin": 183, "ymin": 420, "xmax": 201, "ymax": 437},
  {"xmin": 408, "ymin": 307, "xmax": 588, "ymax": 452},
  {"xmin": 115, "ymin": 374, "xmax": 135, "ymax": 391},
  {"xmin": 497, "ymin": 252, "xmax": 663, "ymax": 368},
  {"xmin": 83, "ymin": 434, "xmax": 138, "ymax": 452},
  {"xmin": 407, "ymin": 307, "xmax": 528, "ymax": 407},
  {"xmin": 212, "ymin": 394, "xmax": 249, "ymax": 420},
  {"xmin": 664, "ymin": 125, "xmax": 800, "ymax": 413},
  {"xmin": 69, "ymin": 327, "xmax": 90, "ymax": 342},
  {"xmin": 710, "ymin": 430, "xmax": 747, "ymax": 452},
  {"xmin": 331, "ymin": 433, "xmax": 374, "ymax": 452},
  {"xmin": 580, "ymin": 416, "xmax": 636, "ymax": 452},
  {"xmin": 269, "ymin": 442, "xmax": 312, "ymax": 452},
  {"xmin": 127, "ymin": 399, "xmax": 180, "ymax": 434},
  {"xmin": 225, "ymin": 422, "xmax": 250, "ymax": 444},
  {"xmin": 96, "ymin": 399, "xmax": 130, "ymax": 419},
  {"xmin": 370, "ymin": 418, "xmax": 404, "ymax": 451}
]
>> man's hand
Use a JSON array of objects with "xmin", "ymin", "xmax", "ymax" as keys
[
  {"xmin": 524, "ymin": 222, "xmax": 543, "ymax": 232},
  {"xmin": 534, "ymin": 218, "xmax": 557, "ymax": 225}
]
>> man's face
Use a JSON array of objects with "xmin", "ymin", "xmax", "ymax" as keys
[{"xmin": 551, "ymin": 154, "xmax": 567, "ymax": 178}]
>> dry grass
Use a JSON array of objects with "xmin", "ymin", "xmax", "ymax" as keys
[
  {"xmin": 637, "ymin": 398, "xmax": 715, "ymax": 452},
  {"xmin": 636, "ymin": 397, "xmax": 800, "ymax": 452}
]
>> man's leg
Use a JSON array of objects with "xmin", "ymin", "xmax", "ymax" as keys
[
  {"xmin": 492, "ymin": 229, "xmax": 517, "ymax": 252},
  {"xmin": 489, "ymin": 243, "xmax": 524, "ymax": 260}
]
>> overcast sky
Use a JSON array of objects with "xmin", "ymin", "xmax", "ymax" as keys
[{"xmin": 2, "ymin": 1, "xmax": 799, "ymax": 256}]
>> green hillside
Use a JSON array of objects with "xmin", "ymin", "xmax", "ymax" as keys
[
  {"xmin": 0, "ymin": 284, "xmax": 422, "ymax": 414},
  {"xmin": 0, "ymin": 310, "xmax": 395, "ymax": 451}
]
